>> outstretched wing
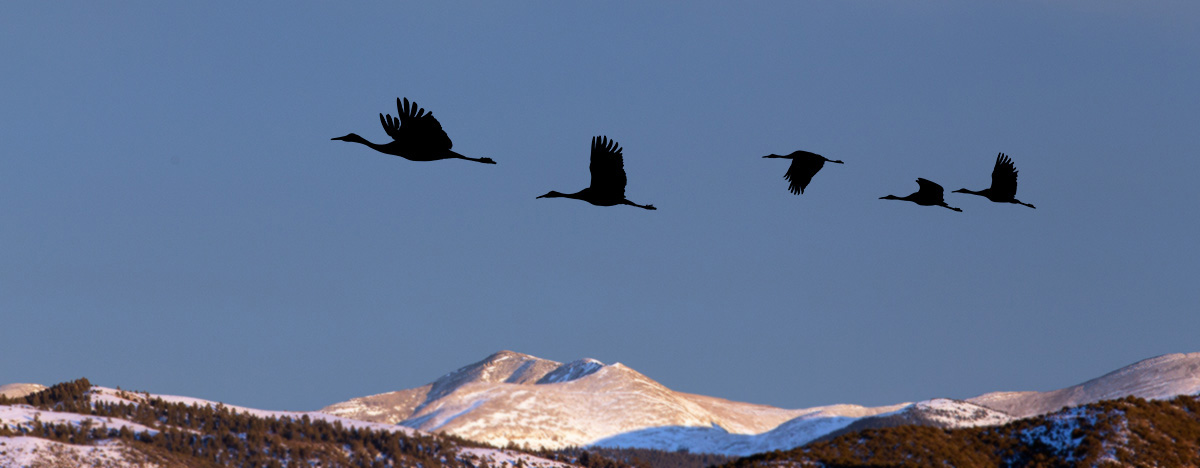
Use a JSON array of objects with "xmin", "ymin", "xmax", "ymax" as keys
[
  {"xmin": 989, "ymin": 152, "xmax": 1019, "ymax": 199},
  {"xmin": 378, "ymin": 98, "xmax": 454, "ymax": 150},
  {"xmin": 588, "ymin": 136, "xmax": 627, "ymax": 198},
  {"xmin": 915, "ymin": 177, "xmax": 945, "ymax": 199},
  {"xmin": 782, "ymin": 151, "xmax": 826, "ymax": 195}
]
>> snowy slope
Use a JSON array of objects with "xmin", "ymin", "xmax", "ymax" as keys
[
  {"xmin": 0, "ymin": 437, "xmax": 157, "ymax": 468},
  {"xmin": 0, "ymin": 404, "xmax": 159, "ymax": 435},
  {"xmin": 815, "ymin": 398, "xmax": 1016, "ymax": 443},
  {"xmin": 1, "ymin": 399, "xmax": 163, "ymax": 468},
  {"xmin": 593, "ymin": 402, "xmax": 909, "ymax": 456},
  {"xmin": 322, "ymin": 351, "xmax": 561, "ymax": 425},
  {"xmin": 968, "ymin": 352, "xmax": 1200, "ymax": 418},
  {"xmin": 902, "ymin": 398, "xmax": 1016, "ymax": 427}
]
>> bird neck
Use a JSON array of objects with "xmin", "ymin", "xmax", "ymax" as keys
[{"xmin": 336, "ymin": 134, "xmax": 386, "ymax": 151}]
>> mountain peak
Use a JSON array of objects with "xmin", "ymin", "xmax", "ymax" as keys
[{"xmin": 420, "ymin": 351, "xmax": 563, "ymax": 404}]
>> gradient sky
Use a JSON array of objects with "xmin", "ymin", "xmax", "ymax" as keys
[{"xmin": 3, "ymin": 2, "xmax": 1199, "ymax": 413}]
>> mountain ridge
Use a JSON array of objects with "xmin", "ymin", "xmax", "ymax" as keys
[{"xmin": 967, "ymin": 351, "xmax": 1200, "ymax": 418}]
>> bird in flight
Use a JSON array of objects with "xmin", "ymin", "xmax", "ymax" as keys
[
  {"xmin": 536, "ymin": 136, "xmax": 656, "ymax": 210},
  {"xmin": 953, "ymin": 153, "xmax": 1035, "ymax": 208},
  {"xmin": 762, "ymin": 150, "xmax": 844, "ymax": 194},
  {"xmin": 331, "ymin": 98, "xmax": 495, "ymax": 164},
  {"xmin": 880, "ymin": 178, "xmax": 962, "ymax": 212}
]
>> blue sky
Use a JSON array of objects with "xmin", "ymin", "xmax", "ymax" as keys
[{"xmin": 3, "ymin": 2, "xmax": 1198, "ymax": 412}]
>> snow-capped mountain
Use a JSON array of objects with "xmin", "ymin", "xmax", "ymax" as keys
[
  {"xmin": 322, "ymin": 351, "xmax": 903, "ymax": 455},
  {"xmin": 322, "ymin": 351, "xmax": 1200, "ymax": 456}
]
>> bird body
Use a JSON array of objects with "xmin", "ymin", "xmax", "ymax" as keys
[
  {"xmin": 537, "ymin": 136, "xmax": 656, "ymax": 210},
  {"xmin": 953, "ymin": 153, "xmax": 1034, "ymax": 208},
  {"xmin": 880, "ymin": 178, "xmax": 962, "ymax": 212},
  {"xmin": 763, "ymin": 150, "xmax": 843, "ymax": 194},
  {"xmin": 332, "ymin": 98, "xmax": 495, "ymax": 164}
]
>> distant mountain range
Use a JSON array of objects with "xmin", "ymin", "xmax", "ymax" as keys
[
  {"xmin": 4, "ymin": 352, "xmax": 1199, "ymax": 466},
  {"xmin": 320, "ymin": 351, "xmax": 1200, "ymax": 456}
]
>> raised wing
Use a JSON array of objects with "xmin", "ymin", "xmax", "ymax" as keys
[
  {"xmin": 989, "ymin": 152, "xmax": 1019, "ymax": 199},
  {"xmin": 378, "ymin": 97, "xmax": 453, "ymax": 150},
  {"xmin": 915, "ymin": 177, "xmax": 945, "ymax": 199},
  {"xmin": 588, "ymin": 136, "xmax": 627, "ymax": 198},
  {"xmin": 782, "ymin": 151, "xmax": 826, "ymax": 195}
]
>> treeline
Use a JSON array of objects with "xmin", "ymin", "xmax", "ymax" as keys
[
  {"xmin": 724, "ymin": 394, "xmax": 1200, "ymax": 468},
  {"xmin": 545, "ymin": 446, "xmax": 734, "ymax": 468},
  {"xmin": 0, "ymin": 378, "xmax": 514, "ymax": 468}
]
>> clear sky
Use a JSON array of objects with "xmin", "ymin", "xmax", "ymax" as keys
[{"xmin": 2, "ymin": 2, "xmax": 1198, "ymax": 412}]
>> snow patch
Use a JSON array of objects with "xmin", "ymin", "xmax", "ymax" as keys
[{"xmin": 910, "ymin": 398, "xmax": 1016, "ymax": 427}]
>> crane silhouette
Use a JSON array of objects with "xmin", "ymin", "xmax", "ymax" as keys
[
  {"xmin": 953, "ymin": 153, "xmax": 1035, "ymax": 208},
  {"xmin": 536, "ymin": 136, "xmax": 656, "ymax": 210},
  {"xmin": 331, "ymin": 98, "xmax": 495, "ymax": 164},
  {"xmin": 762, "ymin": 151, "xmax": 844, "ymax": 194},
  {"xmin": 880, "ymin": 178, "xmax": 962, "ymax": 212}
]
